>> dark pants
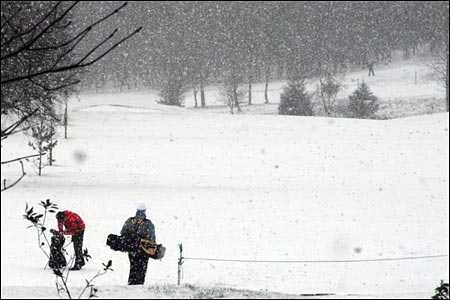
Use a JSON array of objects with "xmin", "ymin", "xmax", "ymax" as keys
[
  {"xmin": 368, "ymin": 67, "xmax": 375, "ymax": 76},
  {"xmin": 72, "ymin": 230, "xmax": 85, "ymax": 267},
  {"xmin": 128, "ymin": 251, "xmax": 149, "ymax": 285}
]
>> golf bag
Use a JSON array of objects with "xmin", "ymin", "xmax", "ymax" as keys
[
  {"xmin": 107, "ymin": 233, "xmax": 166, "ymax": 260},
  {"xmin": 48, "ymin": 229, "xmax": 67, "ymax": 269}
]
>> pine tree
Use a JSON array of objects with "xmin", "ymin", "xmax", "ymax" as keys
[
  {"xmin": 278, "ymin": 80, "xmax": 313, "ymax": 116},
  {"xmin": 348, "ymin": 82, "xmax": 379, "ymax": 119}
]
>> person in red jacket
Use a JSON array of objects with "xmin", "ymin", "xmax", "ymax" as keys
[{"xmin": 56, "ymin": 210, "xmax": 86, "ymax": 270}]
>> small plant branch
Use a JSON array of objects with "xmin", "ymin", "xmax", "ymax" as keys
[{"xmin": 23, "ymin": 200, "xmax": 59, "ymax": 260}]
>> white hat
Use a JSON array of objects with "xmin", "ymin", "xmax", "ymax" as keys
[{"xmin": 136, "ymin": 203, "xmax": 146, "ymax": 211}]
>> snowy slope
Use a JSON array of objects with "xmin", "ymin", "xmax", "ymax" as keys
[{"xmin": 1, "ymin": 87, "xmax": 448, "ymax": 298}]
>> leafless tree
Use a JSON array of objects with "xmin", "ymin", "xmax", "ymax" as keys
[
  {"xmin": 318, "ymin": 76, "xmax": 341, "ymax": 117},
  {"xmin": 426, "ymin": 46, "xmax": 449, "ymax": 112},
  {"xmin": 1, "ymin": 1, "xmax": 142, "ymax": 191}
]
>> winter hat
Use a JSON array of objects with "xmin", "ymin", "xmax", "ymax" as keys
[
  {"xmin": 136, "ymin": 203, "xmax": 146, "ymax": 211},
  {"xmin": 56, "ymin": 211, "xmax": 66, "ymax": 221}
]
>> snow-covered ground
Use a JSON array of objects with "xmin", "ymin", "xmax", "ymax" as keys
[{"xmin": 1, "ymin": 60, "xmax": 449, "ymax": 299}]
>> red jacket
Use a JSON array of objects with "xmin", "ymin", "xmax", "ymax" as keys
[{"xmin": 58, "ymin": 210, "xmax": 85, "ymax": 235}]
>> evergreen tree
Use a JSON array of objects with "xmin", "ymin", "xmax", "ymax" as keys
[
  {"xmin": 278, "ymin": 80, "xmax": 313, "ymax": 116},
  {"xmin": 348, "ymin": 82, "xmax": 379, "ymax": 119}
]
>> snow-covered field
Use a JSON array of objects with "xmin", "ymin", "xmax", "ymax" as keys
[{"xmin": 1, "ymin": 60, "xmax": 449, "ymax": 299}]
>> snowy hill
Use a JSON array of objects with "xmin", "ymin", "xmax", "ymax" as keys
[
  {"xmin": 1, "ymin": 57, "xmax": 449, "ymax": 299},
  {"xmin": 1, "ymin": 80, "xmax": 448, "ymax": 299}
]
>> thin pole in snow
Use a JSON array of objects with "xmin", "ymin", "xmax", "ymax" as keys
[{"xmin": 178, "ymin": 243, "xmax": 184, "ymax": 285}]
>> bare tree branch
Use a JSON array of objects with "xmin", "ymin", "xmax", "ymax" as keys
[
  {"xmin": 1, "ymin": 2, "xmax": 62, "ymax": 52},
  {"xmin": 49, "ymin": 29, "xmax": 91, "ymax": 69},
  {"xmin": 1, "ymin": 2, "xmax": 78, "ymax": 60},
  {"xmin": 28, "ymin": 77, "xmax": 81, "ymax": 92},
  {"xmin": 28, "ymin": 23, "xmax": 87, "ymax": 51},
  {"xmin": 29, "ymin": 2, "xmax": 128, "ymax": 53},
  {"xmin": 76, "ymin": 29, "xmax": 118, "ymax": 65},
  {"xmin": 0, "ymin": 6, "xmax": 21, "ymax": 31},
  {"xmin": 1, "ymin": 26, "xmax": 142, "ymax": 84},
  {"xmin": 1, "ymin": 108, "xmax": 38, "ymax": 139},
  {"xmin": 1, "ymin": 2, "xmax": 141, "ymax": 86},
  {"xmin": 79, "ymin": 27, "xmax": 143, "ymax": 68},
  {"xmin": 4, "ymin": 16, "xmax": 26, "ymax": 47},
  {"xmin": 1, "ymin": 126, "xmax": 30, "ymax": 139}
]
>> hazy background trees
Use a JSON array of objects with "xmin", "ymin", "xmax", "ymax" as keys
[{"xmin": 70, "ymin": 1, "xmax": 448, "ymax": 110}]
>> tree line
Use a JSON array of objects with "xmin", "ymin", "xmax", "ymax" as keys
[{"xmin": 75, "ymin": 1, "xmax": 448, "ymax": 108}]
